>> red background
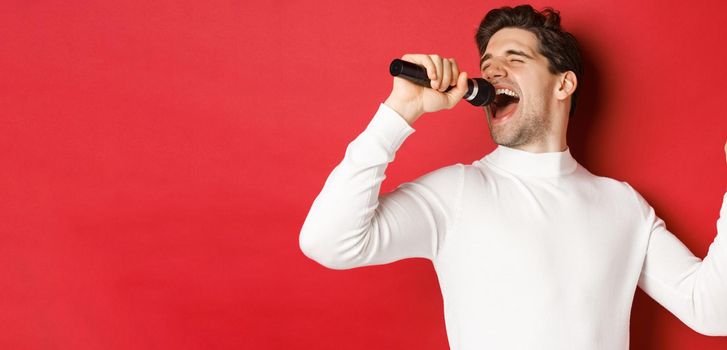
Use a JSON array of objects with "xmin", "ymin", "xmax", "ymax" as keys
[{"xmin": 1, "ymin": 0, "xmax": 726, "ymax": 349}]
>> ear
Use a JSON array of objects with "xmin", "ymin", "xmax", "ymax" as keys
[{"xmin": 555, "ymin": 71, "xmax": 577, "ymax": 101}]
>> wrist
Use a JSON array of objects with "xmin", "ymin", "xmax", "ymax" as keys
[{"xmin": 384, "ymin": 95, "xmax": 422, "ymax": 126}]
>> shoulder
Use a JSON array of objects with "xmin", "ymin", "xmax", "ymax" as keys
[
  {"xmin": 391, "ymin": 163, "xmax": 466, "ymax": 212},
  {"xmin": 570, "ymin": 166, "xmax": 648, "ymax": 208},
  {"xmin": 405, "ymin": 163, "xmax": 466, "ymax": 189},
  {"xmin": 575, "ymin": 167, "xmax": 634, "ymax": 192},
  {"xmin": 579, "ymin": 169, "xmax": 652, "ymax": 218}
]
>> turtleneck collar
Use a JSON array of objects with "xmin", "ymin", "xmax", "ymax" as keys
[{"xmin": 481, "ymin": 145, "xmax": 578, "ymax": 177}]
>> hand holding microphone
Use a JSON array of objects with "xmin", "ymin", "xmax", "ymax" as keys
[{"xmin": 384, "ymin": 54, "xmax": 495, "ymax": 126}]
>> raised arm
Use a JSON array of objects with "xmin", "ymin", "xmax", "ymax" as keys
[
  {"xmin": 298, "ymin": 104, "xmax": 464, "ymax": 269},
  {"xmin": 299, "ymin": 54, "xmax": 469, "ymax": 270},
  {"xmin": 636, "ymin": 143, "xmax": 727, "ymax": 335}
]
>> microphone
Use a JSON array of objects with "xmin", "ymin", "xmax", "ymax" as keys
[{"xmin": 389, "ymin": 58, "xmax": 495, "ymax": 106}]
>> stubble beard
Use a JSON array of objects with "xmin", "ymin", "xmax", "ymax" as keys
[{"xmin": 487, "ymin": 103, "xmax": 550, "ymax": 148}]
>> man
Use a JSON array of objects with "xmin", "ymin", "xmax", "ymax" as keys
[{"xmin": 299, "ymin": 5, "xmax": 727, "ymax": 349}]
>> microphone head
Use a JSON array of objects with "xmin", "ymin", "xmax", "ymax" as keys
[{"xmin": 465, "ymin": 78, "xmax": 495, "ymax": 106}]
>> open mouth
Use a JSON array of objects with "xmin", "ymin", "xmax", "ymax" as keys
[{"xmin": 491, "ymin": 88, "xmax": 520, "ymax": 121}]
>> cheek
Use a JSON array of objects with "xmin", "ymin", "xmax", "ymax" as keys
[{"xmin": 523, "ymin": 77, "xmax": 552, "ymax": 104}]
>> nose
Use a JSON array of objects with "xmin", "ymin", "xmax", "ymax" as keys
[{"xmin": 482, "ymin": 60, "xmax": 507, "ymax": 81}]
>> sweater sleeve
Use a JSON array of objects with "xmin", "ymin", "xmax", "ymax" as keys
[
  {"xmin": 636, "ymin": 191, "xmax": 727, "ymax": 336},
  {"xmin": 299, "ymin": 103, "xmax": 464, "ymax": 270}
]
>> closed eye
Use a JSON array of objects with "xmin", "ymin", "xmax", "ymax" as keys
[{"xmin": 481, "ymin": 59, "xmax": 524, "ymax": 71}]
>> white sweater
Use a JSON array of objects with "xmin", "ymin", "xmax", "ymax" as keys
[{"xmin": 299, "ymin": 103, "xmax": 727, "ymax": 349}]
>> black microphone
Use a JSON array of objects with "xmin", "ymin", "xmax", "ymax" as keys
[{"xmin": 389, "ymin": 58, "xmax": 495, "ymax": 106}]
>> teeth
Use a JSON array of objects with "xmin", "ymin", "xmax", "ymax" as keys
[{"xmin": 495, "ymin": 88, "xmax": 519, "ymax": 98}]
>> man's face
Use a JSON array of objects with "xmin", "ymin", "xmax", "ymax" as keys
[{"xmin": 480, "ymin": 27, "xmax": 561, "ymax": 148}]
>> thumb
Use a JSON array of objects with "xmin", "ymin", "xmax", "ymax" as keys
[{"xmin": 447, "ymin": 71, "xmax": 469, "ymax": 104}]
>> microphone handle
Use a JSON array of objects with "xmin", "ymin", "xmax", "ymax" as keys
[
  {"xmin": 389, "ymin": 58, "xmax": 455, "ymax": 92},
  {"xmin": 389, "ymin": 58, "xmax": 494, "ymax": 106}
]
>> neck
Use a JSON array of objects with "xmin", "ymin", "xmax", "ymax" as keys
[
  {"xmin": 509, "ymin": 138, "xmax": 567, "ymax": 153},
  {"xmin": 505, "ymin": 131, "xmax": 568, "ymax": 153},
  {"xmin": 510, "ymin": 111, "xmax": 568, "ymax": 153}
]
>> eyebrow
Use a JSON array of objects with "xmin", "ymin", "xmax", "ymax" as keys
[{"xmin": 480, "ymin": 49, "xmax": 535, "ymax": 66}]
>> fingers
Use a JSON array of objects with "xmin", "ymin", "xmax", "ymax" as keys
[
  {"xmin": 429, "ymin": 55, "xmax": 444, "ymax": 90},
  {"xmin": 395, "ymin": 54, "xmax": 468, "ymax": 112},
  {"xmin": 440, "ymin": 59, "xmax": 453, "ymax": 92},
  {"xmin": 401, "ymin": 54, "xmax": 437, "ymax": 80},
  {"xmin": 449, "ymin": 59, "xmax": 460, "ymax": 87},
  {"xmin": 430, "ymin": 55, "xmax": 453, "ymax": 92},
  {"xmin": 400, "ymin": 54, "xmax": 460, "ymax": 92}
]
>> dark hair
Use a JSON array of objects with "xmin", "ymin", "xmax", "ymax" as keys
[{"xmin": 475, "ymin": 5, "xmax": 583, "ymax": 117}]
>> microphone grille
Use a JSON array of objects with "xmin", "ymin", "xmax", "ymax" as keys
[{"xmin": 466, "ymin": 79, "xmax": 495, "ymax": 106}]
